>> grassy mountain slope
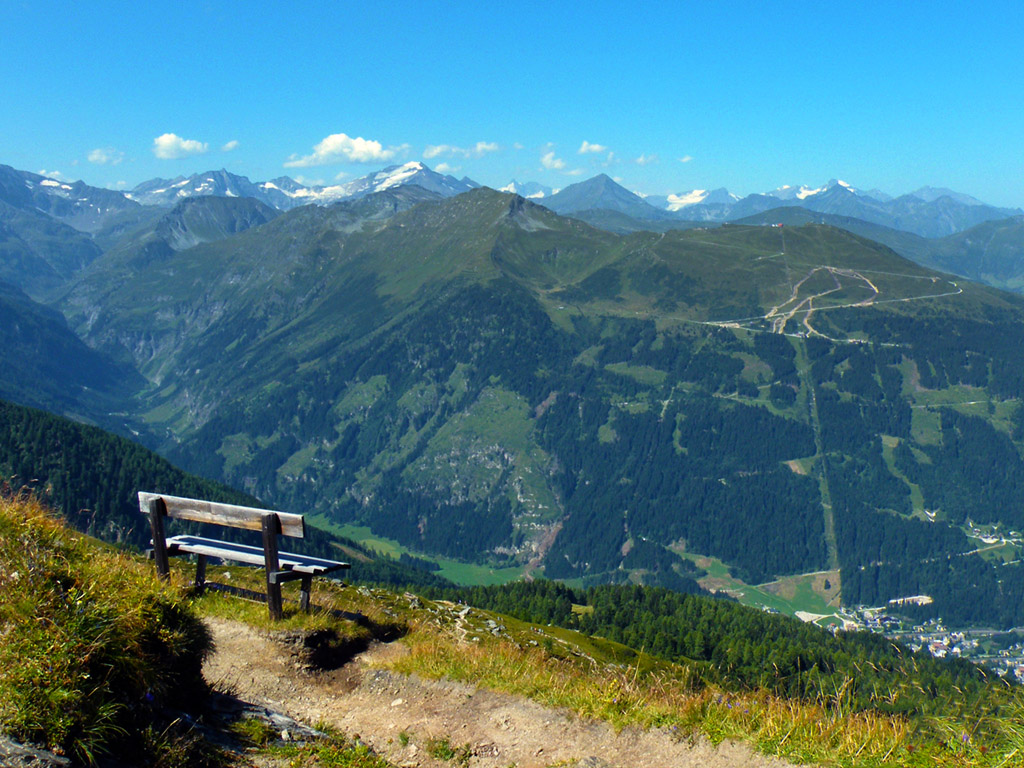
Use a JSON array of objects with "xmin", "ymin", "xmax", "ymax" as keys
[
  {"xmin": 734, "ymin": 209, "xmax": 1024, "ymax": 298},
  {"xmin": 909, "ymin": 216, "xmax": 1024, "ymax": 292},
  {"xmin": 56, "ymin": 188, "xmax": 1024, "ymax": 625}
]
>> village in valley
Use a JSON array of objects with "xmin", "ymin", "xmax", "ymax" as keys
[
  {"xmin": 697, "ymin": 514, "xmax": 1024, "ymax": 684},
  {"xmin": 832, "ymin": 518, "xmax": 1024, "ymax": 682}
]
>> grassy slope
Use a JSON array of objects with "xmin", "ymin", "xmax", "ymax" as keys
[
  {"xmin": 0, "ymin": 494, "xmax": 213, "ymax": 764},
  {"xmin": 192, "ymin": 556, "xmax": 1024, "ymax": 767},
  {"xmin": 5, "ymin": 493, "xmax": 1024, "ymax": 767}
]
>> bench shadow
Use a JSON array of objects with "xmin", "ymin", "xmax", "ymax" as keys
[{"xmin": 200, "ymin": 581, "xmax": 407, "ymax": 670}]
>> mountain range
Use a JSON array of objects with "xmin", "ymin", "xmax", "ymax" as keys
[
  {"xmin": 125, "ymin": 161, "xmax": 478, "ymax": 210},
  {"xmin": 543, "ymin": 175, "xmax": 1023, "ymax": 239},
  {"xmin": 8, "ymin": 158, "xmax": 1021, "ymax": 245},
  {"xmin": 6, "ymin": 158, "xmax": 1024, "ymax": 630}
]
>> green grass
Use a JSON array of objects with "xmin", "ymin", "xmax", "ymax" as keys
[
  {"xmin": 675, "ymin": 551, "xmax": 841, "ymax": 621},
  {"xmin": 0, "ymin": 492, "xmax": 213, "ymax": 764},
  {"xmin": 424, "ymin": 735, "xmax": 472, "ymax": 765},
  {"xmin": 277, "ymin": 442, "xmax": 319, "ymax": 478},
  {"xmin": 881, "ymin": 435, "xmax": 926, "ymax": 513},
  {"xmin": 910, "ymin": 406, "xmax": 942, "ymax": 446},
  {"xmin": 332, "ymin": 375, "xmax": 389, "ymax": 420},
  {"xmin": 604, "ymin": 362, "xmax": 668, "ymax": 386}
]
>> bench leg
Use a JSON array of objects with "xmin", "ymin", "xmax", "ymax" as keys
[
  {"xmin": 263, "ymin": 515, "xmax": 284, "ymax": 621},
  {"xmin": 267, "ymin": 580, "xmax": 284, "ymax": 620},
  {"xmin": 194, "ymin": 554, "xmax": 207, "ymax": 592},
  {"xmin": 300, "ymin": 575, "xmax": 313, "ymax": 613}
]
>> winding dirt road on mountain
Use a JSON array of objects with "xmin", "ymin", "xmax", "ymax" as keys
[{"xmin": 203, "ymin": 617, "xmax": 796, "ymax": 768}]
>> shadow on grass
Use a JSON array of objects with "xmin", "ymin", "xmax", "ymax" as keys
[{"xmin": 199, "ymin": 581, "xmax": 407, "ymax": 670}]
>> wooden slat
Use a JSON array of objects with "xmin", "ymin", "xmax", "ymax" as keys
[
  {"xmin": 165, "ymin": 535, "xmax": 350, "ymax": 575},
  {"xmin": 138, "ymin": 492, "xmax": 305, "ymax": 538}
]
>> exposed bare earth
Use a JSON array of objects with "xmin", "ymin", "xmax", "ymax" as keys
[{"xmin": 204, "ymin": 617, "xmax": 797, "ymax": 768}]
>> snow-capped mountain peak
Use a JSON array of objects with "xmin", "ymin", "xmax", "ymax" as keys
[
  {"xmin": 768, "ymin": 179, "xmax": 857, "ymax": 201},
  {"xmin": 125, "ymin": 163, "xmax": 478, "ymax": 211}
]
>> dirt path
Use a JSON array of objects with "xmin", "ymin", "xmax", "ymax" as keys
[{"xmin": 203, "ymin": 617, "xmax": 797, "ymax": 768}]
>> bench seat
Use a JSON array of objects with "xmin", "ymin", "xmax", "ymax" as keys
[{"xmin": 166, "ymin": 535, "xmax": 349, "ymax": 576}]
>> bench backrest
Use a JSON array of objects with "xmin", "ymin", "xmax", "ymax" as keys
[{"xmin": 137, "ymin": 492, "xmax": 306, "ymax": 539}]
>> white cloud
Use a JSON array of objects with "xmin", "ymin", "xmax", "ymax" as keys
[
  {"xmin": 284, "ymin": 132, "xmax": 397, "ymax": 167},
  {"xmin": 472, "ymin": 141, "xmax": 499, "ymax": 156},
  {"xmin": 38, "ymin": 169, "xmax": 66, "ymax": 180},
  {"xmin": 106, "ymin": 180, "xmax": 128, "ymax": 189},
  {"xmin": 565, "ymin": 168, "xmax": 585, "ymax": 176},
  {"xmin": 578, "ymin": 140, "xmax": 608, "ymax": 154},
  {"xmin": 222, "ymin": 140, "xmax": 240, "ymax": 152},
  {"xmin": 540, "ymin": 151, "xmax": 566, "ymax": 170},
  {"xmin": 435, "ymin": 162, "xmax": 461, "ymax": 174},
  {"xmin": 153, "ymin": 133, "xmax": 209, "ymax": 159},
  {"xmin": 88, "ymin": 147, "xmax": 123, "ymax": 165},
  {"xmin": 679, "ymin": 155, "xmax": 694, "ymax": 163},
  {"xmin": 513, "ymin": 142, "xmax": 524, "ymax": 150},
  {"xmin": 423, "ymin": 141, "xmax": 498, "ymax": 159},
  {"xmin": 294, "ymin": 175, "xmax": 325, "ymax": 186},
  {"xmin": 603, "ymin": 151, "xmax": 616, "ymax": 166},
  {"xmin": 333, "ymin": 171, "xmax": 350, "ymax": 182},
  {"xmin": 423, "ymin": 144, "xmax": 452, "ymax": 159},
  {"xmin": 634, "ymin": 153, "xmax": 659, "ymax": 166}
]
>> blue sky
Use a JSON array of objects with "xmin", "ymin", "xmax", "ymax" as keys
[{"xmin": 3, "ymin": 1, "xmax": 1023, "ymax": 206}]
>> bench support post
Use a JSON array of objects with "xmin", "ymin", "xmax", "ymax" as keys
[
  {"xmin": 148, "ymin": 497, "xmax": 171, "ymax": 580},
  {"xmin": 300, "ymin": 575, "xmax": 313, "ymax": 613},
  {"xmin": 262, "ymin": 514, "xmax": 284, "ymax": 620},
  {"xmin": 194, "ymin": 554, "xmax": 208, "ymax": 592}
]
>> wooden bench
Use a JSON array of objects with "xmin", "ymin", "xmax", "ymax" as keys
[{"xmin": 139, "ymin": 491, "xmax": 350, "ymax": 620}]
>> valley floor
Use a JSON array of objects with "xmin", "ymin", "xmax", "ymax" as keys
[{"xmin": 204, "ymin": 617, "xmax": 796, "ymax": 768}]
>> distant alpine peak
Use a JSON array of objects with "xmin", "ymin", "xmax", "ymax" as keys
[
  {"xmin": 828, "ymin": 179, "xmax": 857, "ymax": 193},
  {"xmin": 768, "ymin": 179, "xmax": 857, "ymax": 201}
]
